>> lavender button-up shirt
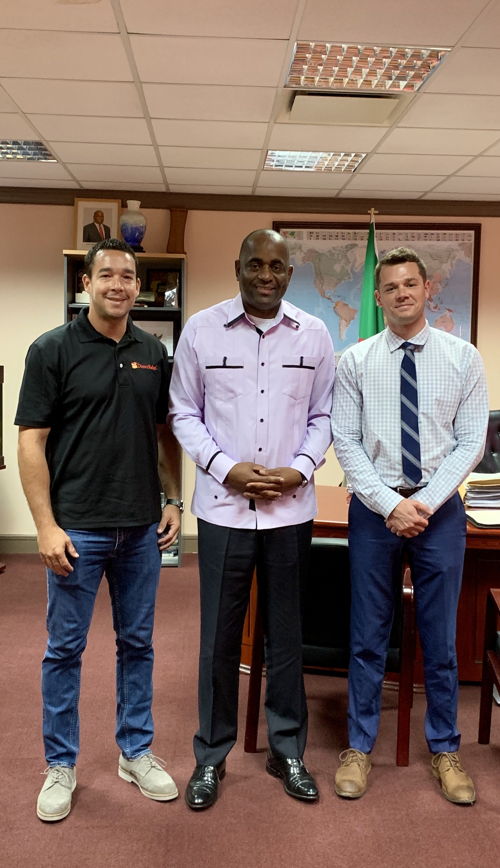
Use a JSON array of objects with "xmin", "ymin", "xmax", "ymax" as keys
[{"xmin": 168, "ymin": 295, "xmax": 335, "ymax": 529}]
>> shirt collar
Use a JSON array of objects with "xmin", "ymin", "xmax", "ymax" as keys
[
  {"xmin": 75, "ymin": 307, "xmax": 138, "ymax": 344},
  {"xmin": 224, "ymin": 294, "xmax": 301, "ymax": 331},
  {"xmin": 385, "ymin": 320, "xmax": 430, "ymax": 353}
]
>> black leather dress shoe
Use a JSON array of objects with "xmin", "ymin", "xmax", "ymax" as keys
[
  {"xmin": 185, "ymin": 761, "xmax": 226, "ymax": 810},
  {"xmin": 266, "ymin": 752, "xmax": 319, "ymax": 801}
]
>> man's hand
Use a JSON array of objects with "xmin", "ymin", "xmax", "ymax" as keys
[
  {"xmin": 38, "ymin": 525, "xmax": 79, "ymax": 577},
  {"xmin": 253, "ymin": 466, "xmax": 304, "ymax": 496},
  {"xmin": 224, "ymin": 463, "xmax": 284, "ymax": 500},
  {"xmin": 157, "ymin": 505, "xmax": 181, "ymax": 551},
  {"xmin": 385, "ymin": 499, "xmax": 433, "ymax": 538}
]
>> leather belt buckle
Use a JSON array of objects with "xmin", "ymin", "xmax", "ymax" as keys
[{"xmin": 393, "ymin": 486, "xmax": 424, "ymax": 498}]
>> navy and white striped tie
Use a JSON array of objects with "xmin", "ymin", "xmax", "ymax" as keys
[{"xmin": 400, "ymin": 342, "xmax": 422, "ymax": 485}]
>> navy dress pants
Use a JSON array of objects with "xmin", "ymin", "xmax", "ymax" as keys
[
  {"xmin": 194, "ymin": 518, "xmax": 312, "ymax": 766},
  {"xmin": 347, "ymin": 493, "xmax": 466, "ymax": 755}
]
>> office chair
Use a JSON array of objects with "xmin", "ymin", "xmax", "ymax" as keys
[{"xmin": 474, "ymin": 409, "xmax": 500, "ymax": 472}]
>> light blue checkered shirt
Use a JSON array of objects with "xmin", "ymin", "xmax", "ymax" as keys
[{"xmin": 331, "ymin": 322, "xmax": 489, "ymax": 518}]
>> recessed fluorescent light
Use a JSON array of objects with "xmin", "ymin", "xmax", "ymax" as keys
[
  {"xmin": 264, "ymin": 150, "xmax": 366, "ymax": 173},
  {"xmin": 287, "ymin": 43, "xmax": 449, "ymax": 93},
  {"xmin": 0, "ymin": 140, "xmax": 57, "ymax": 161}
]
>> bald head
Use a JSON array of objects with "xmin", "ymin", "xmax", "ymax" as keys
[
  {"xmin": 239, "ymin": 229, "xmax": 290, "ymax": 266},
  {"xmin": 235, "ymin": 228, "xmax": 293, "ymax": 318}
]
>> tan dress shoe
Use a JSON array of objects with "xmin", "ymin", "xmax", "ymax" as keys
[
  {"xmin": 335, "ymin": 749, "xmax": 371, "ymax": 799},
  {"xmin": 431, "ymin": 752, "xmax": 476, "ymax": 805}
]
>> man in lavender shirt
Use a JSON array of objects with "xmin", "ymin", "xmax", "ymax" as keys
[{"xmin": 169, "ymin": 229, "xmax": 335, "ymax": 809}]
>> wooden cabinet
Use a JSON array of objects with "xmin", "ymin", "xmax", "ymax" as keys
[{"xmin": 63, "ymin": 250, "xmax": 185, "ymax": 359}]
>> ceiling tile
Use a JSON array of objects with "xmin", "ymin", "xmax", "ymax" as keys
[
  {"xmin": 257, "ymin": 170, "xmax": 346, "ymax": 189},
  {"xmin": 52, "ymin": 143, "xmax": 158, "ymax": 166},
  {"xmin": 0, "ymin": 0, "xmax": 118, "ymax": 31},
  {"xmin": 297, "ymin": 0, "xmax": 486, "ymax": 44},
  {"xmin": 401, "ymin": 94, "xmax": 500, "ymax": 129},
  {"xmin": 345, "ymin": 173, "xmax": 444, "ymax": 191},
  {"xmin": 254, "ymin": 186, "xmax": 342, "ymax": 197},
  {"xmin": 169, "ymin": 185, "xmax": 254, "ymax": 194},
  {"xmin": 165, "ymin": 167, "xmax": 257, "ymax": 185},
  {"xmin": 159, "ymin": 147, "xmax": 261, "ymax": 170},
  {"xmin": 131, "ymin": 36, "xmax": 287, "ymax": 87},
  {"xmin": 483, "ymin": 140, "xmax": 500, "ymax": 156},
  {"xmin": 462, "ymin": 2, "xmax": 500, "ymax": 47},
  {"xmin": 121, "ymin": 0, "xmax": 296, "ymax": 38},
  {"xmin": 79, "ymin": 181, "xmax": 167, "ymax": 191},
  {"xmin": 432, "ymin": 175, "xmax": 500, "ymax": 194},
  {"xmin": 422, "ymin": 192, "xmax": 500, "ymax": 200},
  {"xmin": 0, "ymin": 86, "xmax": 17, "ymax": 112},
  {"xmin": 29, "ymin": 115, "xmax": 152, "ymax": 145},
  {"xmin": 378, "ymin": 127, "xmax": 500, "ymax": 155},
  {"xmin": 69, "ymin": 165, "xmax": 163, "ymax": 183},
  {"xmin": 457, "ymin": 156, "xmax": 500, "ymax": 176},
  {"xmin": 2, "ymin": 80, "xmax": 143, "ymax": 117},
  {"xmin": 0, "ymin": 161, "xmax": 71, "ymax": 179},
  {"xmin": 339, "ymin": 189, "xmax": 424, "ymax": 199},
  {"xmin": 0, "ymin": 113, "xmax": 39, "ymax": 138},
  {"xmin": 360, "ymin": 153, "xmax": 469, "ymax": 174},
  {"xmin": 152, "ymin": 119, "xmax": 268, "ymax": 149},
  {"xmin": 268, "ymin": 124, "xmax": 386, "ymax": 152},
  {"xmin": 144, "ymin": 84, "xmax": 275, "ymax": 122},
  {"xmin": 425, "ymin": 48, "xmax": 500, "ymax": 95},
  {"xmin": 0, "ymin": 178, "xmax": 76, "ymax": 187},
  {"xmin": 0, "ymin": 31, "xmax": 131, "ymax": 80}
]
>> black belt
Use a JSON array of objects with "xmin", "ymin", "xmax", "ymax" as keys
[{"xmin": 392, "ymin": 486, "xmax": 426, "ymax": 498}]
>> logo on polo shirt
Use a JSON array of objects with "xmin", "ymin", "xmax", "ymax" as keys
[{"xmin": 131, "ymin": 362, "xmax": 158, "ymax": 371}]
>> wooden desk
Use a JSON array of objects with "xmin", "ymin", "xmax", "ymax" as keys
[{"xmin": 312, "ymin": 485, "xmax": 500, "ymax": 682}]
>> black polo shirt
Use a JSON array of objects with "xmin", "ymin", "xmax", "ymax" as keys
[{"xmin": 15, "ymin": 309, "xmax": 171, "ymax": 529}]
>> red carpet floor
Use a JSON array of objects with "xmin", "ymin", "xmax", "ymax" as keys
[{"xmin": 0, "ymin": 553, "xmax": 498, "ymax": 868}]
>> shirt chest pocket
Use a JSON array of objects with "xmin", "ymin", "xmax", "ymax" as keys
[
  {"xmin": 203, "ymin": 355, "xmax": 247, "ymax": 400},
  {"xmin": 280, "ymin": 355, "xmax": 318, "ymax": 400}
]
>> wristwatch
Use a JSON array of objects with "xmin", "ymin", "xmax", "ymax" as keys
[{"xmin": 166, "ymin": 498, "xmax": 184, "ymax": 512}]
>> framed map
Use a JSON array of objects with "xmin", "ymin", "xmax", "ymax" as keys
[{"xmin": 273, "ymin": 222, "xmax": 481, "ymax": 354}]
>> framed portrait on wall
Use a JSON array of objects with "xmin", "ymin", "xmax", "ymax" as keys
[
  {"xmin": 74, "ymin": 198, "xmax": 121, "ymax": 250},
  {"xmin": 273, "ymin": 221, "xmax": 481, "ymax": 355}
]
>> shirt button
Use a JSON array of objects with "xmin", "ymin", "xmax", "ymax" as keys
[
  {"xmin": 214, "ymin": 495, "xmax": 218, "ymax": 500},
  {"xmin": 258, "ymin": 447, "xmax": 262, "ymax": 452},
  {"xmin": 292, "ymin": 494, "xmax": 297, "ymax": 499},
  {"xmin": 260, "ymin": 389, "xmax": 264, "ymax": 394},
  {"xmin": 261, "ymin": 362, "xmax": 265, "ymax": 366},
  {"xmin": 260, "ymin": 418, "xmax": 264, "ymax": 423},
  {"xmin": 119, "ymin": 363, "xmax": 123, "ymax": 368}
]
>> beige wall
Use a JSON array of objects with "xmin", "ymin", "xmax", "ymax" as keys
[{"xmin": 1, "ymin": 204, "xmax": 499, "ymax": 542}]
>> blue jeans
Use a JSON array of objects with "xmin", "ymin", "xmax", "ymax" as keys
[{"xmin": 42, "ymin": 524, "xmax": 161, "ymax": 766}]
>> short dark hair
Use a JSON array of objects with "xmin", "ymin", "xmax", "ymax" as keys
[
  {"xmin": 375, "ymin": 246, "xmax": 427, "ymax": 290},
  {"xmin": 84, "ymin": 238, "xmax": 137, "ymax": 277}
]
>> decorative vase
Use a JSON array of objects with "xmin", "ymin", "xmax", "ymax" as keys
[{"xmin": 119, "ymin": 200, "xmax": 147, "ymax": 251}]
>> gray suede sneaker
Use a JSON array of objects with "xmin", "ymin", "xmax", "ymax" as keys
[
  {"xmin": 37, "ymin": 766, "xmax": 76, "ymax": 822},
  {"xmin": 118, "ymin": 752, "xmax": 178, "ymax": 801}
]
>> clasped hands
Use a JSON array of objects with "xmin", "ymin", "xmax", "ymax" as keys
[
  {"xmin": 386, "ymin": 498, "xmax": 433, "ymax": 538},
  {"xmin": 224, "ymin": 462, "xmax": 303, "ymax": 500}
]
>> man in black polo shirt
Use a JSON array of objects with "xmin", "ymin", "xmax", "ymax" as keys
[{"xmin": 16, "ymin": 238, "xmax": 182, "ymax": 822}]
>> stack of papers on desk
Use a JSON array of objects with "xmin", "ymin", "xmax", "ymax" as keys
[{"xmin": 463, "ymin": 471, "xmax": 500, "ymax": 527}]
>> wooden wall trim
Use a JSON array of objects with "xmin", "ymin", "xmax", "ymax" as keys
[{"xmin": 1, "ymin": 187, "xmax": 500, "ymax": 217}]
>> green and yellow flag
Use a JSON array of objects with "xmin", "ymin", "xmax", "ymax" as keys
[{"xmin": 358, "ymin": 216, "xmax": 385, "ymax": 340}]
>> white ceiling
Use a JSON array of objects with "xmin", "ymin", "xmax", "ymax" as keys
[{"xmin": 2, "ymin": 0, "xmax": 500, "ymax": 201}]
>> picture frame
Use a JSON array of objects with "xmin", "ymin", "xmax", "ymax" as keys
[
  {"xmin": 135, "ymin": 320, "xmax": 174, "ymax": 357},
  {"xmin": 145, "ymin": 268, "xmax": 180, "ymax": 308},
  {"xmin": 73, "ymin": 198, "xmax": 121, "ymax": 250},
  {"xmin": 273, "ymin": 221, "xmax": 481, "ymax": 353}
]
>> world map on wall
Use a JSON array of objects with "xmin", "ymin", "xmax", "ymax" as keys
[{"xmin": 280, "ymin": 226, "xmax": 477, "ymax": 355}]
